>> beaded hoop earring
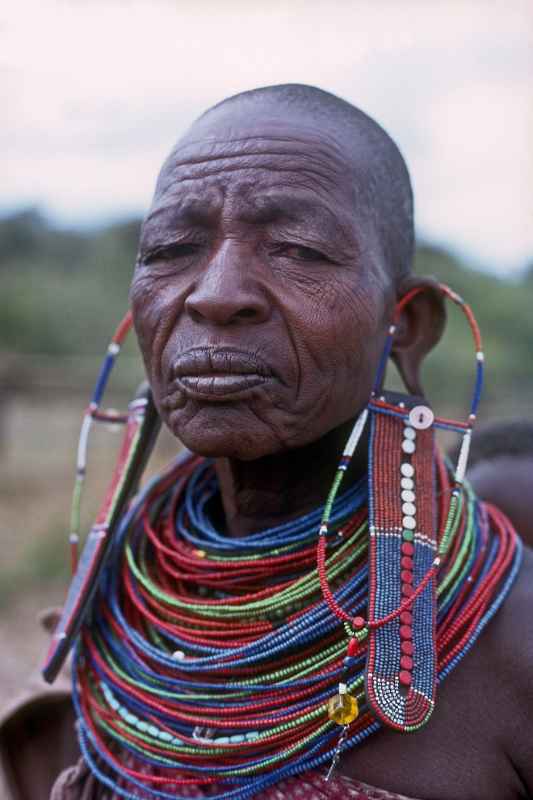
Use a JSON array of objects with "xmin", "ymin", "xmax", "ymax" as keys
[
  {"xmin": 42, "ymin": 313, "xmax": 162, "ymax": 683},
  {"xmin": 318, "ymin": 283, "xmax": 484, "ymax": 737}
]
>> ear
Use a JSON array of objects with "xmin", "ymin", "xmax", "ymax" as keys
[{"xmin": 390, "ymin": 276, "xmax": 446, "ymax": 397}]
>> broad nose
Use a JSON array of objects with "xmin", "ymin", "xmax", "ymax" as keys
[{"xmin": 185, "ymin": 242, "xmax": 271, "ymax": 326}]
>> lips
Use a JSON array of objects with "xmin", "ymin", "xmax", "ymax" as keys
[{"xmin": 170, "ymin": 348, "xmax": 273, "ymax": 400}]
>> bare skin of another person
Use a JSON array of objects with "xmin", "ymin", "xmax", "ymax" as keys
[{"xmin": 470, "ymin": 457, "xmax": 533, "ymax": 548}]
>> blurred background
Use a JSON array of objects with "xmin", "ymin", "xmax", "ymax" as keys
[{"xmin": 1, "ymin": 0, "xmax": 532, "ymax": 702}]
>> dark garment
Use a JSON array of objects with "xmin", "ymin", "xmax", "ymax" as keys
[
  {"xmin": 50, "ymin": 757, "xmax": 421, "ymax": 800},
  {"xmin": 0, "ymin": 693, "xmax": 78, "ymax": 800},
  {"xmin": 0, "ymin": 608, "xmax": 79, "ymax": 800}
]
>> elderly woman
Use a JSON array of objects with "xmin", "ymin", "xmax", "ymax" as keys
[{"xmin": 42, "ymin": 84, "xmax": 532, "ymax": 799}]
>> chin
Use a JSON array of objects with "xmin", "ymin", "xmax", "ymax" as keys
[{"xmin": 165, "ymin": 405, "xmax": 284, "ymax": 461}]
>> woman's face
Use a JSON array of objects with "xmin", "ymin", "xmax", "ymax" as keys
[{"xmin": 130, "ymin": 115, "xmax": 393, "ymax": 460}]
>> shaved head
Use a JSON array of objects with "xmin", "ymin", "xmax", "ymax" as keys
[
  {"xmin": 134, "ymin": 82, "xmax": 440, "ymax": 461},
  {"xmin": 163, "ymin": 83, "xmax": 415, "ymax": 283}
]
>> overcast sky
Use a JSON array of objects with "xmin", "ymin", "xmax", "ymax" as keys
[{"xmin": 2, "ymin": 0, "xmax": 532, "ymax": 275}]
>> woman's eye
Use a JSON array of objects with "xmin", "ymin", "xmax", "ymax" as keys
[
  {"xmin": 274, "ymin": 244, "xmax": 328, "ymax": 262},
  {"xmin": 144, "ymin": 242, "xmax": 200, "ymax": 264}
]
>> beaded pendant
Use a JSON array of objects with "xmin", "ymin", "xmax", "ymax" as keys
[
  {"xmin": 327, "ymin": 683, "xmax": 360, "ymax": 724},
  {"xmin": 365, "ymin": 390, "xmax": 437, "ymax": 731}
]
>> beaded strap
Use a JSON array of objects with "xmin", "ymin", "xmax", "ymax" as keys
[
  {"xmin": 366, "ymin": 392, "xmax": 438, "ymax": 730},
  {"xmin": 42, "ymin": 384, "xmax": 161, "ymax": 683}
]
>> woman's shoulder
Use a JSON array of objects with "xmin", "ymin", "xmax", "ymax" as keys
[{"xmin": 474, "ymin": 542, "xmax": 533, "ymax": 792}]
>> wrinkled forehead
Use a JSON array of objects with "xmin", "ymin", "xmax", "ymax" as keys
[{"xmin": 149, "ymin": 114, "xmax": 369, "ymax": 223}]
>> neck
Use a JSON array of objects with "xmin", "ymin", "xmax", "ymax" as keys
[{"xmin": 215, "ymin": 417, "xmax": 369, "ymax": 537}]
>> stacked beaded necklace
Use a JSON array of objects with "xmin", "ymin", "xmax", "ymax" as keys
[{"xmin": 55, "ymin": 286, "xmax": 522, "ymax": 799}]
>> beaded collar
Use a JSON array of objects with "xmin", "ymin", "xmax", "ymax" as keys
[{"xmin": 69, "ymin": 451, "xmax": 521, "ymax": 800}]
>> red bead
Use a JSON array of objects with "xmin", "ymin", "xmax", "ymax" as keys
[
  {"xmin": 401, "ymin": 556, "xmax": 413, "ymax": 570},
  {"xmin": 347, "ymin": 638, "xmax": 359, "ymax": 657},
  {"xmin": 401, "ymin": 583, "xmax": 414, "ymax": 597},
  {"xmin": 401, "ymin": 570, "xmax": 413, "ymax": 584},
  {"xmin": 400, "ymin": 611, "xmax": 413, "ymax": 625},
  {"xmin": 400, "ymin": 655, "xmax": 413, "ymax": 670},
  {"xmin": 399, "ymin": 624, "xmax": 413, "ymax": 640},
  {"xmin": 401, "ymin": 542, "xmax": 414, "ymax": 556},
  {"xmin": 399, "ymin": 670, "xmax": 412, "ymax": 686},
  {"xmin": 401, "ymin": 641, "xmax": 414, "ymax": 655},
  {"xmin": 352, "ymin": 616, "xmax": 366, "ymax": 630}
]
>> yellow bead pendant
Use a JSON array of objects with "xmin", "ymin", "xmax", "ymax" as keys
[{"xmin": 327, "ymin": 686, "xmax": 359, "ymax": 725}]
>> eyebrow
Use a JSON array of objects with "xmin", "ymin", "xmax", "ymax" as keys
[
  {"xmin": 239, "ymin": 193, "xmax": 355, "ymax": 246},
  {"xmin": 142, "ymin": 191, "xmax": 357, "ymax": 251},
  {"xmin": 144, "ymin": 196, "xmax": 220, "ymax": 228}
]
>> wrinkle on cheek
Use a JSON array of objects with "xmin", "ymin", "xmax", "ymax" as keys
[
  {"xmin": 131, "ymin": 275, "xmax": 187, "ymax": 389},
  {"xmin": 332, "ymin": 292, "xmax": 378, "ymax": 373},
  {"xmin": 247, "ymin": 404, "xmax": 286, "ymax": 449},
  {"xmin": 293, "ymin": 278, "xmax": 383, "ymax": 414},
  {"xmin": 274, "ymin": 299, "xmax": 305, "ymax": 405},
  {"xmin": 340, "ymin": 275, "xmax": 387, "ymax": 330},
  {"xmin": 278, "ymin": 389, "xmax": 334, "ymax": 447},
  {"xmin": 275, "ymin": 267, "xmax": 335, "ymax": 300},
  {"xmin": 130, "ymin": 275, "xmax": 156, "ymax": 366},
  {"xmin": 270, "ymin": 277, "xmax": 347, "ymax": 423}
]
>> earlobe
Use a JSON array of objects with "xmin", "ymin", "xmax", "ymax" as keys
[{"xmin": 390, "ymin": 276, "xmax": 446, "ymax": 397}]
